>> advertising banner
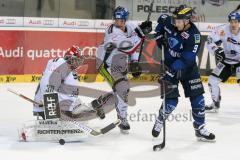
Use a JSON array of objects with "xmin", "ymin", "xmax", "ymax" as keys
[
  {"xmin": 0, "ymin": 30, "xmax": 103, "ymax": 76},
  {"xmin": 0, "ymin": 21, "xmax": 237, "ymax": 83}
]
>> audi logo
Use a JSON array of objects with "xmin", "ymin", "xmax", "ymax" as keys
[
  {"xmin": 81, "ymin": 47, "xmax": 97, "ymax": 59},
  {"xmin": 43, "ymin": 20, "xmax": 55, "ymax": 25},
  {"xmin": 77, "ymin": 21, "xmax": 89, "ymax": 27},
  {"xmin": 6, "ymin": 19, "xmax": 16, "ymax": 24}
]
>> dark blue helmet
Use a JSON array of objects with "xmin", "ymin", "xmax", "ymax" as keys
[
  {"xmin": 228, "ymin": 11, "xmax": 240, "ymax": 22},
  {"xmin": 113, "ymin": 6, "xmax": 129, "ymax": 21}
]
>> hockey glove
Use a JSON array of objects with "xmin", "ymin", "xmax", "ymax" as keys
[
  {"xmin": 106, "ymin": 42, "xmax": 116, "ymax": 53},
  {"xmin": 130, "ymin": 61, "xmax": 142, "ymax": 78},
  {"xmin": 139, "ymin": 21, "xmax": 152, "ymax": 35},
  {"xmin": 215, "ymin": 47, "xmax": 225, "ymax": 62},
  {"xmin": 155, "ymin": 34, "xmax": 168, "ymax": 49}
]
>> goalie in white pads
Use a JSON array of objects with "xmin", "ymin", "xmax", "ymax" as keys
[
  {"xmin": 206, "ymin": 6, "xmax": 240, "ymax": 112},
  {"xmin": 91, "ymin": 6, "xmax": 152, "ymax": 133},
  {"xmin": 33, "ymin": 45, "xmax": 104, "ymax": 120},
  {"xmin": 19, "ymin": 46, "xmax": 120, "ymax": 143}
]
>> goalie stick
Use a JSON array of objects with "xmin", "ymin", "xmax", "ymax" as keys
[
  {"xmin": 138, "ymin": 0, "xmax": 154, "ymax": 62},
  {"xmin": 7, "ymin": 88, "xmax": 43, "ymax": 106}
]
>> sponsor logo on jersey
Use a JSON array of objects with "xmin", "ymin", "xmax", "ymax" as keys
[
  {"xmin": 194, "ymin": 34, "xmax": 201, "ymax": 43},
  {"xmin": 168, "ymin": 48, "xmax": 181, "ymax": 57},
  {"xmin": 168, "ymin": 37, "xmax": 179, "ymax": 48},
  {"xmin": 181, "ymin": 32, "xmax": 190, "ymax": 39}
]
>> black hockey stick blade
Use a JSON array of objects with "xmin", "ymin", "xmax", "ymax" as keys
[
  {"xmin": 101, "ymin": 119, "xmax": 121, "ymax": 134},
  {"xmin": 153, "ymin": 141, "xmax": 165, "ymax": 151}
]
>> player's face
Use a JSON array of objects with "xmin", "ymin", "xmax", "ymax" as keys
[
  {"xmin": 230, "ymin": 20, "xmax": 240, "ymax": 34},
  {"xmin": 114, "ymin": 19, "xmax": 126, "ymax": 28},
  {"xmin": 175, "ymin": 19, "xmax": 188, "ymax": 31},
  {"xmin": 68, "ymin": 57, "xmax": 84, "ymax": 70}
]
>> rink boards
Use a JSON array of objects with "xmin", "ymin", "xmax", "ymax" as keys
[{"xmin": 0, "ymin": 74, "xmax": 237, "ymax": 84}]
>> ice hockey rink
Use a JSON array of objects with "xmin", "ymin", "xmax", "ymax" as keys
[{"xmin": 0, "ymin": 82, "xmax": 239, "ymax": 160}]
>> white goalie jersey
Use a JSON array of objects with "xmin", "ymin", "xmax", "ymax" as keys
[
  {"xmin": 34, "ymin": 58, "xmax": 80, "ymax": 112},
  {"xmin": 207, "ymin": 24, "xmax": 240, "ymax": 64}
]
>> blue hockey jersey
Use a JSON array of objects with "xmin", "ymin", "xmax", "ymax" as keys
[{"xmin": 155, "ymin": 14, "xmax": 201, "ymax": 72}]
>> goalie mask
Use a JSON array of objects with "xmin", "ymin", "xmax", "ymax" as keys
[{"xmin": 64, "ymin": 45, "xmax": 84, "ymax": 70}]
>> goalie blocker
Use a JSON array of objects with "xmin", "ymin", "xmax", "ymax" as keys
[{"xmin": 43, "ymin": 93, "xmax": 61, "ymax": 119}]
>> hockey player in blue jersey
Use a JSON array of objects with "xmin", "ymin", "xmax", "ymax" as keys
[{"xmin": 152, "ymin": 5, "xmax": 215, "ymax": 141}]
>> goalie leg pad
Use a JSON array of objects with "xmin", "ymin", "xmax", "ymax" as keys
[{"xmin": 19, "ymin": 120, "xmax": 89, "ymax": 142}]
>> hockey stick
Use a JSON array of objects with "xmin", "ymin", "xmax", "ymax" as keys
[
  {"xmin": 7, "ymin": 88, "xmax": 120, "ymax": 137},
  {"xmin": 225, "ymin": 57, "xmax": 240, "ymax": 63},
  {"xmin": 138, "ymin": 0, "xmax": 155, "ymax": 61},
  {"xmin": 153, "ymin": 46, "xmax": 166, "ymax": 151},
  {"xmin": 7, "ymin": 88, "xmax": 43, "ymax": 106},
  {"xmin": 66, "ymin": 118, "xmax": 121, "ymax": 136},
  {"xmin": 58, "ymin": 119, "xmax": 121, "ymax": 145},
  {"xmin": 91, "ymin": 119, "xmax": 121, "ymax": 135}
]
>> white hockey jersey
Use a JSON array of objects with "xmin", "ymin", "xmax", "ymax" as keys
[
  {"xmin": 207, "ymin": 24, "xmax": 240, "ymax": 64},
  {"xmin": 96, "ymin": 21, "xmax": 144, "ymax": 68},
  {"xmin": 34, "ymin": 58, "xmax": 79, "ymax": 112}
]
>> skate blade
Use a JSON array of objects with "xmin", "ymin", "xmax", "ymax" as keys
[
  {"xmin": 197, "ymin": 137, "xmax": 216, "ymax": 142},
  {"xmin": 205, "ymin": 109, "xmax": 219, "ymax": 113},
  {"xmin": 120, "ymin": 129, "xmax": 129, "ymax": 134}
]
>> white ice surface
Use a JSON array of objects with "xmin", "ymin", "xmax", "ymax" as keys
[{"xmin": 0, "ymin": 82, "xmax": 239, "ymax": 160}]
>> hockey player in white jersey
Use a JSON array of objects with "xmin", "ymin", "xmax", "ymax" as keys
[
  {"xmin": 206, "ymin": 6, "xmax": 240, "ymax": 112},
  {"xmin": 33, "ymin": 45, "xmax": 103, "ymax": 119},
  {"xmin": 91, "ymin": 6, "xmax": 152, "ymax": 133}
]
